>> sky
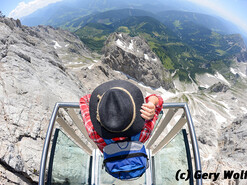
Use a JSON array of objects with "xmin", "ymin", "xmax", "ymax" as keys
[
  {"xmin": 187, "ymin": 0, "xmax": 247, "ymax": 34},
  {"xmin": 0, "ymin": 0, "xmax": 63, "ymax": 18},
  {"xmin": 0, "ymin": 0, "xmax": 247, "ymax": 34}
]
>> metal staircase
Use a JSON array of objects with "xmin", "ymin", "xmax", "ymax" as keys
[{"xmin": 38, "ymin": 102, "xmax": 202, "ymax": 185}]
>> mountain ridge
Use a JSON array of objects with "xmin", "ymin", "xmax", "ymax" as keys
[
  {"xmin": 156, "ymin": 10, "xmax": 241, "ymax": 35},
  {"xmin": 20, "ymin": 0, "xmax": 163, "ymax": 27},
  {"xmin": 73, "ymin": 11, "xmax": 247, "ymax": 82}
]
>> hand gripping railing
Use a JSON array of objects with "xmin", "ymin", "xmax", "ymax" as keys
[{"xmin": 38, "ymin": 102, "xmax": 202, "ymax": 185}]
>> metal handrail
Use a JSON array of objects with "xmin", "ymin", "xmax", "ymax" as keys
[
  {"xmin": 162, "ymin": 103, "xmax": 202, "ymax": 185},
  {"xmin": 38, "ymin": 102, "xmax": 80, "ymax": 185},
  {"xmin": 38, "ymin": 102, "xmax": 202, "ymax": 185}
]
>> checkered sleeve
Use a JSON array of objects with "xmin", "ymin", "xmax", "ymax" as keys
[
  {"xmin": 79, "ymin": 94, "xmax": 107, "ymax": 152},
  {"xmin": 138, "ymin": 94, "xmax": 163, "ymax": 143}
]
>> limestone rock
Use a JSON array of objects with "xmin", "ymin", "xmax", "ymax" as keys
[
  {"xmin": 101, "ymin": 32, "xmax": 174, "ymax": 89},
  {"xmin": 75, "ymin": 61, "xmax": 128, "ymax": 92},
  {"xmin": 200, "ymin": 114, "xmax": 247, "ymax": 185},
  {"xmin": 0, "ymin": 17, "xmax": 88, "ymax": 183},
  {"xmin": 208, "ymin": 82, "xmax": 230, "ymax": 93},
  {"xmin": 219, "ymin": 114, "xmax": 247, "ymax": 163}
]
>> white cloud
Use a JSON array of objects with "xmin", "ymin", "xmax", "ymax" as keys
[
  {"xmin": 187, "ymin": 0, "xmax": 247, "ymax": 34},
  {"xmin": 8, "ymin": 0, "xmax": 63, "ymax": 19}
]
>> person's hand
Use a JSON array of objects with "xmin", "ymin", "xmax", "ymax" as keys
[{"xmin": 140, "ymin": 101, "xmax": 156, "ymax": 120}]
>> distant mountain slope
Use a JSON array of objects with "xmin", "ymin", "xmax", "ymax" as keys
[
  {"xmin": 20, "ymin": 1, "xmax": 86, "ymax": 26},
  {"xmin": 21, "ymin": 4, "xmax": 246, "ymax": 83},
  {"xmin": 65, "ymin": 9, "xmax": 156, "ymax": 31},
  {"xmin": 156, "ymin": 10, "xmax": 239, "ymax": 35},
  {"xmin": 74, "ymin": 11, "xmax": 246, "ymax": 82},
  {"xmin": 20, "ymin": 0, "xmax": 164, "ymax": 27},
  {"xmin": 74, "ymin": 16, "xmax": 179, "ymax": 60}
]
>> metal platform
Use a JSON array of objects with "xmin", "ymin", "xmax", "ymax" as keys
[{"xmin": 38, "ymin": 102, "xmax": 202, "ymax": 185}]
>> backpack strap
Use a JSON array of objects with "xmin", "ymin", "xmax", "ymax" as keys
[
  {"xmin": 130, "ymin": 132, "xmax": 141, "ymax": 141},
  {"xmin": 103, "ymin": 132, "xmax": 141, "ymax": 145},
  {"xmin": 103, "ymin": 138, "xmax": 114, "ymax": 145},
  {"xmin": 103, "ymin": 152, "xmax": 148, "ymax": 164}
]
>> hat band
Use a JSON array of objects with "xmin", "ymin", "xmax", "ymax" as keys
[{"xmin": 96, "ymin": 87, "xmax": 136, "ymax": 133}]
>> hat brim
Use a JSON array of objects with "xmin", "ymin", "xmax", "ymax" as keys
[{"xmin": 89, "ymin": 80, "xmax": 145, "ymax": 139}]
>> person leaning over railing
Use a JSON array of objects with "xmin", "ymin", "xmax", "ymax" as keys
[{"xmin": 79, "ymin": 80, "xmax": 163, "ymax": 152}]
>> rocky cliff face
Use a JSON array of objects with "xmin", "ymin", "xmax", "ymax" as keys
[
  {"xmin": 207, "ymin": 82, "xmax": 230, "ymax": 93},
  {"xmin": 0, "ymin": 17, "xmax": 89, "ymax": 184},
  {"xmin": 219, "ymin": 114, "xmax": 247, "ymax": 163},
  {"xmin": 102, "ymin": 32, "xmax": 174, "ymax": 89},
  {"xmin": 171, "ymin": 71, "xmax": 247, "ymax": 185},
  {"xmin": 210, "ymin": 115, "xmax": 247, "ymax": 185},
  {"xmin": 1, "ymin": 17, "xmax": 247, "ymax": 185}
]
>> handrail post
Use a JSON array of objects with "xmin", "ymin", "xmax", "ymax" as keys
[
  {"xmin": 183, "ymin": 103, "xmax": 202, "ymax": 185},
  {"xmin": 157, "ymin": 103, "xmax": 202, "ymax": 185},
  {"xmin": 39, "ymin": 103, "xmax": 60, "ymax": 185},
  {"xmin": 38, "ymin": 102, "xmax": 81, "ymax": 185}
]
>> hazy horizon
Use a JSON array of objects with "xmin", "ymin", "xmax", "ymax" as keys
[{"xmin": 1, "ymin": 0, "xmax": 246, "ymax": 37}]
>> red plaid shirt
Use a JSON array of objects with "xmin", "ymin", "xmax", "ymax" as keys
[{"xmin": 79, "ymin": 94, "xmax": 163, "ymax": 152}]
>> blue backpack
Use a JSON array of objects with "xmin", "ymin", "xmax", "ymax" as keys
[{"xmin": 102, "ymin": 133, "xmax": 149, "ymax": 180}]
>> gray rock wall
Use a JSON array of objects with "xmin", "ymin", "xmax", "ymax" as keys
[
  {"xmin": 102, "ymin": 32, "xmax": 174, "ymax": 89},
  {"xmin": 0, "ymin": 17, "xmax": 87, "ymax": 184}
]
